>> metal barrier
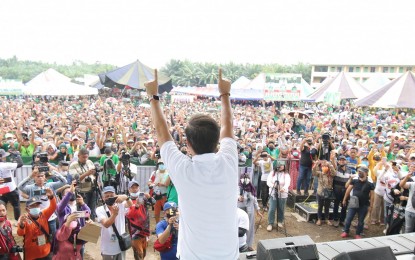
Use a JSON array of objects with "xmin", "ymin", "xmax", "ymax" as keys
[{"xmin": 14, "ymin": 165, "xmax": 256, "ymax": 195}]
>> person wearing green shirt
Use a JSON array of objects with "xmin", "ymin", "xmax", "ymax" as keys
[
  {"xmin": 165, "ymin": 176, "xmax": 178, "ymax": 205},
  {"xmin": 265, "ymin": 141, "xmax": 279, "ymax": 168},
  {"xmin": 99, "ymin": 148, "xmax": 120, "ymax": 187},
  {"xmin": 18, "ymin": 129, "xmax": 36, "ymax": 157}
]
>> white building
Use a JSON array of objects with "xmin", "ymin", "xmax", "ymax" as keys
[{"xmin": 310, "ymin": 63, "xmax": 415, "ymax": 89}]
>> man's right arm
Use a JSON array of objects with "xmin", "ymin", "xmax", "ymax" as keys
[{"xmin": 218, "ymin": 69, "xmax": 233, "ymax": 140}]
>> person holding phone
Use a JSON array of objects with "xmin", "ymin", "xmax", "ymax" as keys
[
  {"xmin": 125, "ymin": 180, "xmax": 152, "ymax": 260},
  {"xmin": 53, "ymin": 212, "xmax": 85, "ymax": 260}
]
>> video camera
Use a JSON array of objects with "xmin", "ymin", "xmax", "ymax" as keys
[
  {"xmin": 38, "ymin": 152, "xmax": 48, "ymax": 164},
  {"xmin": 319, "ymin": 132, "xmax": 331, "ymax": 161},
  {"xmin": 10, "ymin": 245, "xmax": 23, "ymax": 253}
]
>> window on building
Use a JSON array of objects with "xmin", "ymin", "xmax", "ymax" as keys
[
  {"xmin": 355, "ymin": 67, "xmax": 361, "ymax": 72},
  {"xmin": 363, "ymin": 67, "xmax": 369, "ymax": 72},
  {"xmin": 348, "ymin": 67, "xmax": 354, "ymax": 72},
  {"xmin": 337, "ymin": 67, "xmax": 343, "ymax": 72},
  {"xmin": 407, "ymin": 67, "xmax": 413, "ymax": 71},
  {"xmin": 330, "ymin": 67, "xmax": 336, "ymax": 72},
  {"xmin": 390, "ymin": 67, "xmax": 395, "ymax": 73},
  {"xmin": 370, "ymin": 67, "xmax": 376, "ymax": 73},
  {"xmin": 383, "ymin": 67, "xmax": 389, "ymax": 73},
  {"xmin": 362, "ymin": 78, "xmax": 368, "ymax": 83},
  {"xmin": 399, "ymin": 67, "xmax": 404, "ymax": 73},
  {"xmin": 314, "ymin": 66, "xmax": 328, "ymax": 72},
  {"xmin": 354, "ymin": 77, "xmax": 360, "ymax": 82}
]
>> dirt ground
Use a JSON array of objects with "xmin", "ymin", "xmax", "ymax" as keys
[{"xmin": 8, "ymin": 202, "xmax": 386, "ymax": 260}]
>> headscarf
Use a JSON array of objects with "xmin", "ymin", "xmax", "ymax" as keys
[{"xmin": 239, "ymin": 174, "xmax": 256, "ymax": 195}]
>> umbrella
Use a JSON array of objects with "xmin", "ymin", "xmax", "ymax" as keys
[
  {"xmin": 287, "ymin": 111, "xmax": 309, "ymax": 119},
  {"xmin": 106, "ymin": 97, "xmax": 118, "ymax": 103},
  {"xmin": 99, "ymin": 60, "xmax": 173, "ymax": 93}
]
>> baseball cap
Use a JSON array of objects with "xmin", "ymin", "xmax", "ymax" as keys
[
  {"xmin": 410, "ymin": 153, "xmax": 415, "ymax": 159},
  {"xmin": 128, "ymin": 180, "xmax": 139, "ymax": 189},
  {"xmin": 5, "ymin": 133, "xmax": 14, "ymax": 139},
  {"xmin": 338, "ymin": 155, "xmax": 347, "ymax": 160},
  {"xmin": 357, "ymin": 165, "xmax": 369, "ymax": 173},
  {"xmin": 127, "ymin": 139, "xmax": 135, "ymax": 143},
  {"xmin": 72, "ymin": 136, "xmax": 79, "ymax": 141},
  {"xmin": 0, "ymin": 149, "xmax": 10, "ymax": 158},
  {"xmin": 26, "ymin": 197, "xmax": 42, "ymax": 207},
  {"xmin": 163, "ymin": 201, "xmax": 177, "ymax": 211},
  {"xmin": 102, "ymin": 186, "xmax": 116, "ymax": 194}
]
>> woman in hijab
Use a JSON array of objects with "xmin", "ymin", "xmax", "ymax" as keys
[
  {"xmin": 238, "ymin": 171, "xmax": 262, "ymax": 251},
  {"xmin": 53, "ymin": 212, "xmax": 85, "ymax": 260}
]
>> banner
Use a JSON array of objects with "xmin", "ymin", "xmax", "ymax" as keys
[
  {"xmin": 263, "ymin": 74, "xmax": 302, "ymax": 101},
  {"xmin": 324, "ymin": 92, "xmax": 341, "ymax": 106}
]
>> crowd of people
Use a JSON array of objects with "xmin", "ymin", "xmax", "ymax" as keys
[{"xmin": 0, "ymin": 81, "xmax": 413, "ymax": 259}]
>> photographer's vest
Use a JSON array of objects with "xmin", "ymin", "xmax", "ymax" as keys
[{"xmin": 74, "ymin": 161, "xmax": 95, "ymax": 193}]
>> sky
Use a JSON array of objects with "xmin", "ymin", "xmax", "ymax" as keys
[{"xmin": 1, "ymin": 0, "xmax": 414, "ymax": 69}]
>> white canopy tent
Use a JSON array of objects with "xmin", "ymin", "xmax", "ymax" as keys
[{"xmin": 25, "ymin": 68, "xmax": 98, "ymax": 96}]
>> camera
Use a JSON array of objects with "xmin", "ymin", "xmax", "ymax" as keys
[
  {"xmin": 38, "ymin": 166, "xmax": 49, "ymax": 173},
  {"xmin": 11, "ymin": 245, "xmax": 23, "ymax": 253},
  {"xmin": 260, "ymin": 154, "xmax": 267, "ymax": 158},
  {"xmin": 38, "ymin": 153, "xmax": 48, "ymax": 164},
  {"xmin": 33, "ymin": 189, "xmax": 46, "ymax": 196},
  {"xmin": 377, "ymin": 125, "xmax": 383, "ymax": 133},
  {"xmin": 121, "ymin": 151, "xmax": 131, "ymax": 163},
  {"xmin": 155, "ymin": 150, "xmax": 161, "ymax": 158},
  {"xmin": 322, "ymin": 132, "xmax": 331, "ymax": 143}
]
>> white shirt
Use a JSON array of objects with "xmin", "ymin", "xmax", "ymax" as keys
[
  {"xmin": 96, "ymin": 202, "xmax": 126, "ymax": 256},
  {"xmin": 237, "ymin": 208, "xmax": 249, "ymax": 248},
  {"xmin": 0, "ymin": 163, "xmax": 17, "ymax": 194},
  {"xmin": 405, "ymin": 182, "xmax": 415, "ymax": 214},
  {"xmin": 161, "ymin": 138, "xmax": 239, "ymax": 260}
]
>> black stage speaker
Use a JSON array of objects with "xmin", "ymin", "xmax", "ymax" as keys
[
  {"xmin": 257, "ymin": 235, "xmax": 319, "ymax": 260},
  {"xmin": 332, "ymin": 246, "xmax": 396, "ymax": 260}
]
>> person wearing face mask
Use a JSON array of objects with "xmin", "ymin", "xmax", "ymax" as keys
[
  {"xmin": 341, "ymin": 166, "xmax": 375, "ymax": 239},
  {"xmin": 53, "ymin": 212, "xmax": 85, "ymax": 260},
  {"xmin": 96, "ymin": 186, "xmax": 133, "ymax": 260},
  {"xmin": 370, "ymin": 159, "xmax": 392, "ymax": 225},
  {"xmin": 253, "ymin": 150, "xmax": 273, "ymax": 211},
  {"xmin": 0, "ymin": 152, "xmax": 21, "ymax": 226},
  {"xmin": 266, "ymin": 163, "xmax": 290, "ymax": 231},
  {"xmin": 332, "ymin": 155, "xmax": 352, "ymax": 227},
  {"xmin": 149, "ymin": 161, "xmax": 169, "ymax": 223},
  {"xmin": 368, "ymin": 146, "xmax": 386, "ymax": 182},
  {"xmin": 17, "ymin": 187, "xmax": 57, "ymax": 260},
  {"xmin": 237, "ymin": 173, "xmax": 261, "ymax": 250},
  {"xmin": 289, "ymin": 147, "xmax": 300, "ymax": 191},
  {"xmin": 125, "ymin": 180, "xmax": 152, "ymax": 260},
  {"xmin": 297, "ymin": 136, "xmax": 314, "ymax": 196},
  {"xmin": 56, "ymin": 182, "xmax": 90, "ymax": 231},
  {"xmin": 265, "ymin": 141, "xmax": 279, "ymax": 168},
  {"xmin": 0, "ymin": 202, "xmax": 19, "ymax": 260},
  {"xmin": 313, "ymin": 160, "xmax": 336, "ymax": 226}
]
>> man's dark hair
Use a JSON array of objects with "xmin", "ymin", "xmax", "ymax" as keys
[
  {"xmin": 185, "ymin": 114, "xmax": 220, "ymax": 155},
  {"xmin": 79, "ymin": 148, "xmax": 89, "ymax": 156}
]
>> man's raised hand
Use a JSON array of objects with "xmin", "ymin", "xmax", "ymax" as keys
[
  {"xmin": 218, "ymin": 68, "xmax": 231, "ymax": 95},
  {"xmin": 145, "ymin": 69, "xmax": 158, "ymax": 96}
]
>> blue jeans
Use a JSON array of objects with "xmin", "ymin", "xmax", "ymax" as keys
[
  {"xmin": 297, "ymin": 165, "xmax": 312, "ymax": 193},
  {"xmin": 343, "ymin": 205, "xmax": 369, "ymax": 235},
  {"xmin": 268, "ymin": 196, "xmax": 287, "ymax": 225},
  {"xmin": 404, "ymin": 211, "xmax": 415, "ymax": 233}
]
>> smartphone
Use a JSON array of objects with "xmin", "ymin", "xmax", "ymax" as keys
[{"xmin": 74, "ymin": 211, "xmax": 90, "ymax": 218}]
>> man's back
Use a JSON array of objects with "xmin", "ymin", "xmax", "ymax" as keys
[{"xmin": 161, "ymin": 137, "xmax": 239, "ymax": 260}]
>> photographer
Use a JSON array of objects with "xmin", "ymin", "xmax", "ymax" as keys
[
  {"xmin": 125, "ymin": 180, "xmax": 153, "ymax": 260},
  {"xmin": 148, "ymin": 161, "xmax": 169, "ymax": 223},
  {"xmin": 296, "ymin": 136, "xmax": 316, "ymax": 196},
  {"xmin": 155, "ymin": 202, "xmax": 179, "ymax": 260},
  {"xmin": 96, "ymin": 186, "xmax": 133, "ymax": 260},
  {"xmin": 100, "ymin": 148, "xmax": 120, "ymax": 189},
  {"xmin": 116, "ymin": 148, "xmax": 134, "ymax": 193},
  {"xmin": 69, "ymin": 148, "xmax": 98, "ymax": 221},
  {"xmin": 0, "ymin": 202, "xmax": 20, "ymax": 260},
  {"xmin": 313, "ymin": 159, "xmax": 336, "ymax": 226},
  {"xmin": 18, "ymin": 165, "xmax": 66, "ymax": 239},
  {"xmin": 17, "ymin": 187, "xmax": 57, "ymax": 260},
  {"xmin": 253, "ymin": 150, "xmax": 273, "ymax": 211}
]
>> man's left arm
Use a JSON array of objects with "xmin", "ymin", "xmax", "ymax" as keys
[
  {"xmin": 218, "ymin": 69, "xmax": 233, "ymax": 140},
  {"xmin": 145, "ymin": 69, "xmax": 174, "ymax": 148}
]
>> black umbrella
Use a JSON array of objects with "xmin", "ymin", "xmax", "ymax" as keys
[{"xmin": 98, "ymin": 60, "xmax": 173, "ymax": 93}]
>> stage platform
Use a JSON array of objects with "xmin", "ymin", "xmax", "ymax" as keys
[
  {"xmin": 287, "ymin": 190, "xmax": 316, "ymax": 208},
  {"xmin": 239, "ymin": 233, "xmax": 415, "ymax": 260}
]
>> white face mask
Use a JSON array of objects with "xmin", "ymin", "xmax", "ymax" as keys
[{"xmin": 241, "ymin": 178, "xmax": 250, "ymax": 185}]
